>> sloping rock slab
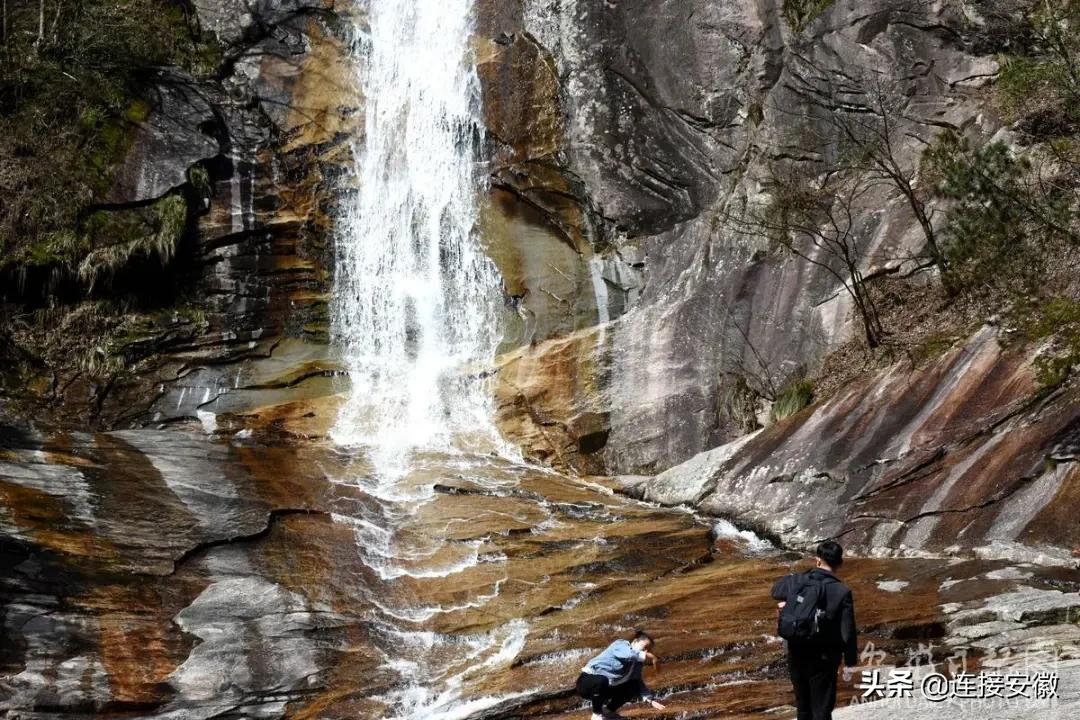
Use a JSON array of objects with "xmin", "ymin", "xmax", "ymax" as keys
[{"xmin": 622, "ymin": 327, "xmax": 1080, "ymax": 564}]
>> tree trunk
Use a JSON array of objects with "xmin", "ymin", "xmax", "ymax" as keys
[
  {"xmin": 896, "ymin": 179, "xmax": 951, "ymax": 291},
  {"xmin": 50, "ymin": 0, "xmax": 62, "ymax": 41},
  {"xmin": 849, "ymin": 276, "xmax": 882, "ymax": 349}
]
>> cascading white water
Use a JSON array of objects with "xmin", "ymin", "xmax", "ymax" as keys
[
  {"xmin": 329, "ymin": 3, "xmax": 530, "ymax": 717},
  {"xmin": 332, "ymin": 0, "xmax": 503, "ymax": 478}
]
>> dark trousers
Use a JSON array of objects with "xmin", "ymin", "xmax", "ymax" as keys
[
  {"xmin": 787, "ymin": 647, "xmax": 841, "ymax": 720},
  {"xmin": 575, "ymin": 673, "xmax": 643, "ymax": 713}
]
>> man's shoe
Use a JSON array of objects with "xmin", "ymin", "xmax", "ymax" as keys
[
  {"xmin": 590, "ymin": 714, "xmax": 604, "ymax": 720},
  {"xmin": 602, "ymin": 712, "xmax": 626, "ymax": 720}
]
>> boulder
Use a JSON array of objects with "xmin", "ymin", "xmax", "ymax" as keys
[{"xmin": 107, "ymin": 76, "xmax": 220, "ymax": 204}]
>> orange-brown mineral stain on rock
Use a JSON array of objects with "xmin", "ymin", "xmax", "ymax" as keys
[
  {"xmin": 7, "ymin": 425, "xmax": 1074, "ymax": 719},
  {"xmin": 476, "ymin": 31, "xmax": 563, "ymax": 166},
  {"xmin": 280, "ymin": 18, "xmax": 363, "ymax": 155},
  {"xmin": 246, "ymin": 512, "xmax": 359, "ymax": 611},
  {"xmin": 0, "ymin": 479, "xmax": 115, "ymax": 560},
  {"xmin": 491, "ymin": 555, "xmax": 928, "ymax": 717},
  {"xmin": 479, "ymin": 188, "xmax": 578, "ymax": 298},
  {"xmin": 489, "ymin": 159, "xmax": 595, "ymax": 254},
  {"xmin": 91, "ymin": 586, "xmax": 201, "ymax": 705},
  {"xmin": 229, "ymin": 434, "xmax": 344, "ymax": 506},
  {"xmin": 473, "ymin": 0, "xmax": 600, "ymax": 265},
  {"xmin": 495, "ymin": 325, "xmax": 611, "ymax": 474},
  {"xmin": 504, "ymin": 553, "xmax": 1058, "ymax": 719},
  {"xmin": 233, "ymin": 507, "xmax": 392, "ymax": 719},
  {"xmin": 233, "ymin": 393, "xmax": 345, "ymax": 443}
]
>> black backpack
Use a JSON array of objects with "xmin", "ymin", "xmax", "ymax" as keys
[{"xmin": 777, "ymin": 572, "xmax": 830, "ymax": 644}]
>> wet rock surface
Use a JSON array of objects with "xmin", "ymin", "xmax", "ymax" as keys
[
  {"xmin": 2, "ymin": 1, "xmax": 1079, "ymax": 718},
  {"xmin": 619, "ymin": 328, "xmax": 1080, "ymax": 563},
  {"xmin": 830, "ymin": 582, "xmax": 1080, "ymax": 720},
  {"xmin": 3, "ymin": 419, "xmax": 1075, "ymax": 719},
  {"xmin": 0, "ymin": 424, "xmax": 374, "ymax": 718},
  {"xmin": 2, "ymin": 0, "xmax": 353, "ymax": 433}
]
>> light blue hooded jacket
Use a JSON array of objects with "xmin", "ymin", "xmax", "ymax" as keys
[{"xmin": 582, "ymin": 639, "xmax": 655, "ymax": 698}]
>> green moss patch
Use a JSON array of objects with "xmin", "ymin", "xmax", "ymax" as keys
[
  {"xmin": 1012, "ymin": 297, "xmax": 1080, "ymax": 389},
  {"xmin": 0, "ymin": 0, "xmax": 220, "ymax": 283}
]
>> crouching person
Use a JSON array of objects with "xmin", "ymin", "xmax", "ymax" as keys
[{"xmin": 575, "ymin": 630, "xmax": 666, "ymax": 720}]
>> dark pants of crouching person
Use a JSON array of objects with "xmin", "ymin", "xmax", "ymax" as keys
[{"xmin": 575, "ymin": 672, "xmax": 648, "ymax": 715}]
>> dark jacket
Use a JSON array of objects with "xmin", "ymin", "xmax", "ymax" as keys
[{"xmin": 771, "ymin": 568, "xmax": 858, "ymax": 666}]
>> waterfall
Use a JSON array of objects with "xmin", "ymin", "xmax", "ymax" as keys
[
  {"xmin": 330, "ymin": 4, "xmax": 523, "ymax": 716},
  {"xmin": 332, "ymin": 0, "xmax": 503, "ymax": 477}
]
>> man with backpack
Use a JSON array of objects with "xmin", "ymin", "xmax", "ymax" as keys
[{"xmin": 771, "ymin": 540, "xmax": 858, "ymax": 720}]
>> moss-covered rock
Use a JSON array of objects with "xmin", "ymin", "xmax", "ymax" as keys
[
  {"xmin": 78, "ymin": 194, "xmax": 190, "ymax": 289},
  {"xmin": 0, "ymin": 0, "xmax": 220, "ymax": 281}
]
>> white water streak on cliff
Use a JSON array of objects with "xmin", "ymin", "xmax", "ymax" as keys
[
  {"xmin": 588, "ymin": 256, "xmax": 610, "ymax": 324},
  {"xmin": 332, "ymin": 0, "xmax": 503, "ymax": 477}
]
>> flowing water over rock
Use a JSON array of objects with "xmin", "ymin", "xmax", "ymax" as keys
[
  {"xmin": 326, "ymin": 452, "xmax": 727, "ymax": 718},
  {"xmin": 331, "ymin": 0, "xmax": 504, "ymax": 476},
  {"xmin": 6, "ymin": 425, "xmax": 1076, "ymax": 719},
  {"xmin": 329, "ymin": 1, "xmax": 530, "ymax": 714},
  {"xmin": 317, "ymin": 2, "xmax": 1080, "ymax": 718},
  {"xmin": 4, "ymin": 2, "xmax": 1080, "ymax": 719}
]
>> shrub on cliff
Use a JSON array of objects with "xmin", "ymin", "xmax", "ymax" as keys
[
  {"xmin": 771, "ymin": 379, "xmax": 815, "ymax": 423},
  {"xmin": 996, "ymin": 0, "xmax": 1080, "ymax": 138},
  {"xmin": 783, "ymin": 59, "xmax": 948, "ymax": 277},
  {"xmin": 1029, "ymin": 298, "xmax": 1080, "ymax": 388},
  {"xmin": 726, "ymin": 166, "xmax": 886, "ymax": 349},
  {"xmin": 782, "ymin": 0, "xmax": 836, "ymax": 34},
  {"xmin": 923, "ymin": 132, "xmax": 1077, "ymax": 296},
  {"xmin": 78, "ymin": 193, "xmax": 189, "ymax": 290}
]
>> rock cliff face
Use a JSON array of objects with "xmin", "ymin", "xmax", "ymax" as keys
[
  {"xmin": 1, "ymin": 0, "xmax": 353, "ymax": 433},
  {"xmin": 0, "ymin": 426, "xmax": 384, "ymax": 718},
  {"xmin": 1, "ymin": 0, "xmax": 1079, "ymax": 717},
  {"xmin": 486, "ymin": 0, "xmax": 1002, "ymax": 474},
  {"xmin": 2, "ymin": 0, "xmax": 1065, "ymax": 563},
  {"xmin": 479, "ymin": 0, "xmax": 1079, "ymax": 563},
  {"xmin": 130, "ymin": 0, "xmax": 357, "ymax": 429},
  {"xmin": 1, "ymin": 3, "xmax": 364, "ymax": 714},
  {"xmin": 622, "ymin": 328, "xmax": 1080, "ymax": 563}
]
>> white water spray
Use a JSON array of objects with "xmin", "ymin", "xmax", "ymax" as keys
[
  {"xmin": 328, "ymin": 3, "xmax": 527, "ymax": 716},
  {"xmin": 332, "ymin": 0, "xmax": 503, "ymax": 477}
]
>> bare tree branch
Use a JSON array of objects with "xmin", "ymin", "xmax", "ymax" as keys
[{"xmin": 723, "ymin": 165, "xmax": 886, "ymax": 348}]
